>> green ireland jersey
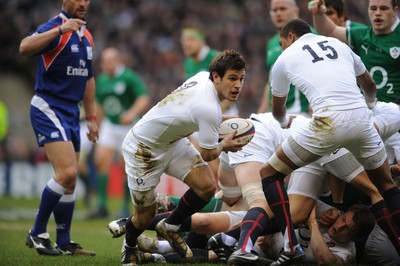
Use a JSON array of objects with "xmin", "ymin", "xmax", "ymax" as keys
[
  {"xmin": 184, "ymin": 48, "xmax": 220, "ymax": 79},
  {"xmin": 96, "ymin": 67, "xmax": 148, "ymax": 124},
  {"xmin": 347, "ymin": 20, "xmax": 400, "ymax": 103}
]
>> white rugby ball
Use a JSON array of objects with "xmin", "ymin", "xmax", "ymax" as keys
[{"xmin": 218, "ymin": 118, "xmax": 255, "ymax": 144}]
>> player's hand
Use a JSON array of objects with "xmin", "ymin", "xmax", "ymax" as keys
[
  {"xmin": 222, "ymin": 115, "xmax": 239, "ymax": 121},
  {"xmin": 317, "ymin": 207, "xmax": 340, "ymax": 227},
  {"xmin": 391, "ymin": 163, "xmax": 400, "ymax": 178},
  {"xmin": 220, "ymin": 131, "xmax": 246, "ymax": 152},
  {"xmin": 119, "ymin": 112, "xmax": 134, "ymax": 125},
  {"xmin": 60, "ymin": 18, "xmax": 86, "ymax": 34},
  {"xmin": 308, "ymin": 0, "xmax": 327, "ymax": 15},
  {"xmin": 86, "ymin": 120, "xmax": 99, "ymax": 143},
  {"xmin": 279, "ymin": 115, "xmax": 296, "ymax": 129}
]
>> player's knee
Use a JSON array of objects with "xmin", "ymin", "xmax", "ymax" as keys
[
  {"xmin": 59, "ymin": 165, "xmax": 79, "ymax": 182},
  {"xmin": 242, "ymin": 182, "xmax": 265, "ymax": 207},
  {"xmin": 193, "ymin": 215, "xmax": 212, "ymax": 231},
  {"xmin": 201, "ymin": 182, "xmax": 217, "ymax": 200}
]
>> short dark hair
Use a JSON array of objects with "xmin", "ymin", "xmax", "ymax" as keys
[
  {"xmin": 209, "ymin": 49, "xmax": 247, "ymax": 81},
  {"xmin": 325, "ymin": 0, "xmax": 347, "ymax": 19},
  {"xmin": 349, "ymin": 204, "xmax": 375, "ymax": 241},
  {"xmin": 280, "ymin": 19, "xmax": 311, "ymax": 39},
  {"xmin": 392, "ymin": 0, "xmax": 398, "ymax": 8}
]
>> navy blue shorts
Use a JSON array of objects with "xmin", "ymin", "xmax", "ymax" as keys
[{"xmin": 30, "ymin": 94, "xmax": 81, "ymax": 151}]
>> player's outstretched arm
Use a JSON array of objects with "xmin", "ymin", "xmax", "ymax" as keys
[{"xmin": 309, "ymin": 0, "xmax": 347, "ymax": 43}]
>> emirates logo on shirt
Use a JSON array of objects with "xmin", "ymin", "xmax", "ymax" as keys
[{"xmin": 66, "ymin": 66, "xmax": 88, "ymax": 76}]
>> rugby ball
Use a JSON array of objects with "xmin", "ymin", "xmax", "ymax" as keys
[{"xmin": 218, "ymin": 118, "xmax": 255, "ymax": 144}]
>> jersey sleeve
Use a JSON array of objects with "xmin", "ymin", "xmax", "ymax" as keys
[
  {"xmin": 192, "ymin": 104, "xmax": 220, "ymax": 150},
  {"xmin": 270, "ymin": 56, "xmax": 290, "ymax": 97},
  {"xmin": 35, "ymin": 20, "xmax": 62, "ymax": 54},
  {"xmin": 347, "ymin": 45, "xmax": 366, "ymax": 76}
]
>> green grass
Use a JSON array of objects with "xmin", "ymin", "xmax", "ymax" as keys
[{"xmin": 0, "ymin": 196, "xmax": 216, "ymax": 266}]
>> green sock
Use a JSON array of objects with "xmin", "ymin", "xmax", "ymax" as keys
[{"xmin": 97, "ymin": 173, "xmax": 108, "ymax": 210}]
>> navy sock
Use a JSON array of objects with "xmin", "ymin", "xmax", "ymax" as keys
[
  {"xmin": 125, "ymin": 215, "xmax": 144, "ymax": 247},
  {"xmin": 224, "ymin": 226, "xmax": 241, "ymax": 240},
  {"xmin": 263, "ymin": 217, "xmax": 281, "ymax": 235},
  {"xmin": 262, "ymin": 176, "xmax": 298, "ymax": 252},
  {"xmin": 31, "ymin": 179, "xmax": 65, "ymax": 236},
  {"xmin": 237, "ymin": 207, "xmax": 269, "ymax": 253},
  {"xmin": 54, "ymin": 194, "xmax": 75, "ymax": 247},
  {"xmin": 186, "ymin": 232, "xmax": 208, "ymax": 249},
  {"xmin": 166, "ymin": 189, "xmax": 208, "ymax": 226}
]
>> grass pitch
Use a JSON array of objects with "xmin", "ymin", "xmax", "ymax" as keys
[{"xmin": 0, "ymin": 197, "xmax": 217, "ymax": 266}]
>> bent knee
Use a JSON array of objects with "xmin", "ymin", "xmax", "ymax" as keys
[{"xmin": 201, "ymin": 182, "xmax": 217, "ymax": 199}]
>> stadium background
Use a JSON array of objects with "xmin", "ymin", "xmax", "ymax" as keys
[{"xmin": 0, "ymin": 0, "xmax": 371, "ymax": 199}]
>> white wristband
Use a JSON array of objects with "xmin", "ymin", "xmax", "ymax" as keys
[
  {"xmin": 366, "ymin": 98, "xmax": 377, "ymax": 109},
  {"xmin": 279, "ymin": 116, "xmax": 290, "ymax": 128}
]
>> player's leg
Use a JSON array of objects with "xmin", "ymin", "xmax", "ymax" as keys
[
  {"xmin": 232, "ymin": 162, "xmax": 271, "ymax": 256},
  {"xmin": 346, "ymin": 112, "xmax": 400, "ymax": 256},
  {"xmin": 287, "ymin": 166, "xmax": 327, "ymax": 227},
  {"xmin": 121, "ymin": 130, "xmax": 170, "ymax": 264},
  {"xmin": 156, "ymin": 138, "xmax": 213, "ymax": 258},
  {"xmin": 26, "ymin": 141, "xmax": 75, "ymax": 256},
  {"xmin": 217, "ymin": 152, "xmax": 244, "ymax": 207},
  {"xmin": 260, "ymin": 136, "xmax": 321, "ymax": 265},
  {"xmin": 91, "ymin": 144, "xmax": 115, "ymax": 218}
]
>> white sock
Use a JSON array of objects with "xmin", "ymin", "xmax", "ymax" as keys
[{"xmin": 157, "ymin": 240, "xmax": 174, "ymax": 254}]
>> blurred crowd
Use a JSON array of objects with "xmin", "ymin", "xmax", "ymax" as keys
[{"xmin": 0, "ymin": 0, "xmax": 370, "ymax": 163}]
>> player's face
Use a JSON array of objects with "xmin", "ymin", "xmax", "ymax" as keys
[
  {"xmin": 368, "ymin": 0, "xmax": 398, "ymax": 34},
  {"xmin": 326, "ymin": 7, "xmax": 346, "ymax": 27},
  {"xmin": 181, "ymin": 35, "xmax": 204, "ymax": 58},
  {"xmin": 100, "ymin": 50, "xmax": 120, "ymax": 76},
  {"xmin": 270, "ymin": 0, "xmax": 299, "ymax": 30},
  {"xmin": 213, "ymin": 69, "xmax": 246, "ymax": 102},
  {"xmin": 63, "ymin": 0, "xmax": 90, "ymax": 19},
  {"xmin": 328, "ymin": 211, "xmax": 357, "ymax": 244}
]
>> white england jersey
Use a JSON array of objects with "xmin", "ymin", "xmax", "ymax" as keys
[
  {"xmin": 132, "ymin": 71, "xmax": 222, "ymax": 150},
  {"xmin": 271, "ymin": 33, "xmax": 367, "ymax": 115}
]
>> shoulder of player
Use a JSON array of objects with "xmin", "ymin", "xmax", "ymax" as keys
[{"xmin": 37, "ymin": 16, "xmax": 63, "ymax": 33}]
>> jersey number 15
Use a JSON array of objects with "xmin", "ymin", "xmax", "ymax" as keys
[{"xmin": 302, "ymin": 40, "xmax": 338, "ymax": 63}]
